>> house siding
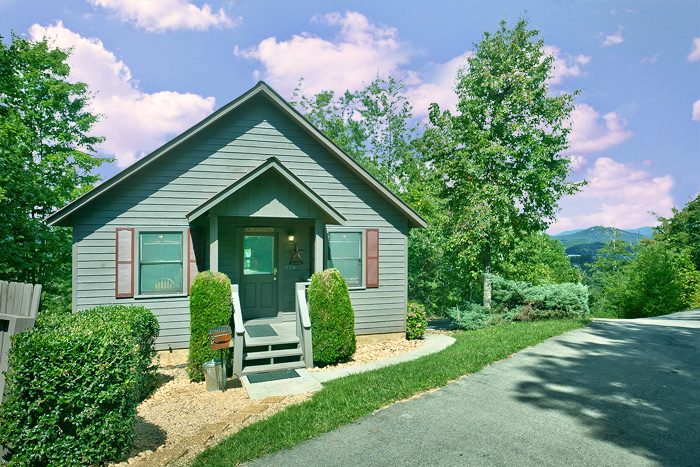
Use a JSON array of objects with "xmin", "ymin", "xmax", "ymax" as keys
[{"xmin": 72, "ymin": 94, "xmax": 409, "ymax": 350}]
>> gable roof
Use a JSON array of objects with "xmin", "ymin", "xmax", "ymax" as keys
[
  {"xmin": 46, "ymin": 81, "xmax": 427, "ymax": 228},
  {"xmin": 188, "ymin": 157, "xmax": 346, "ymax": 224}
]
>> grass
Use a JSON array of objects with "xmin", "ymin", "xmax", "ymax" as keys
[{"xmin": 193, "ymin": 319, "xmax": 588, "ymax": 466}]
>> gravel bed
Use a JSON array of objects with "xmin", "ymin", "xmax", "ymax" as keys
[{"xmin": 310, "ymin": 337, "xmax": 424, "ymax": 373}]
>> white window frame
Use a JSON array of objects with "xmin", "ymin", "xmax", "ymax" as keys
[
  {"xmin": 325, "ymin": 227, "xmax": 366, "ymax": 290},
  {"xmin": 134, "ymin": 228, "xmax": 188, "ymax": 299}
]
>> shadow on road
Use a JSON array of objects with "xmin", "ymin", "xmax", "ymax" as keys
[{"xmin": 515, "ymin": 319, "xmax": 700, "ymax": 465}]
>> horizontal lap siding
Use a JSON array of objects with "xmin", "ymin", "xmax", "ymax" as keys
[{"xmin": 73, "ymin": 95, "xmax": 408, "ymax": 349}]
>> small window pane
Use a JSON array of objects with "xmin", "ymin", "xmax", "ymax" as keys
[
  {"xmin": 327, "ymin": 232, "xmax": 362, "ymax": 287},
  {"xmin": 140, "ymin": 233, "xmax": 182, "ymax": 263},
  {"xmin": 243, "ymin": 235, "xmax": 274, "ymax": 275},
  {"xmin": 140, "ymin": 263, "xmax": 183, "ymax": 294}
]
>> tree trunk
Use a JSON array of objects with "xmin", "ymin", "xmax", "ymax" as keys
[{"xmin": 483, "ymin": 243, "xmax": 492, "ymax": 309}]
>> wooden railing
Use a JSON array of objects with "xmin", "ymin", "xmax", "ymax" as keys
[
  {"xmin": 1, "ymin": 280, "xmax": 42, "ymax": 401},
  {"xmin": 230, "ymin": 284, "xmax": 245, "ymax": 376},
  {"xmin": 295, "ymin": 282, "xmax": 313, "ymax": 368}
]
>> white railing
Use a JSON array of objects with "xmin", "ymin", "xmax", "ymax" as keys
[
  {"xmin": 231, "ymin": 284, "xmax": 245, "ymax": 376},
  {"xmin": 295, "ymin": 282, "xmax": 313, "ymax": 368}
]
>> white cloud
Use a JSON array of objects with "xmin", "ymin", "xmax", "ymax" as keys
[
  {"xmin": 234, "ymin": 11, "xmax": 411, "ymax": 97},
  {"xmin": 568, "ymin": 155, "xmax": 588, "ymax": 172},
  {"xmin": 29, "ymin": 21, "xmax": 215, "ymax": 167},
  {"xmin": 601, "ymin": 27, "xmax": 624, "ymax": 47},
  {"xmin": 693, "ymin": 99, "xmax": 700, "ymax": 121},
  {"xmin": 568, "ymin": 103, "xmax": 633, "ymax": 153},
  {"xmin": 688, "ymin": 37, "xmax": 700, "ymax": 62},
  {"xmin": 88, "ymin": 0, "xmax": 239, "ymax": 32},
  {"xmin": 543, "ymin": 45, "xmax": 591, "ymax": 85},
  {"xmin": 551, "ymin": 157, "xmax": 674, "ymax": 233},
  {"xmin": 641, "ymin": 54, "xmax": 659, "ymax": 64},
  {"xmin": 405, "ymin": 52, "xmax": 470, "ymax": 117}
]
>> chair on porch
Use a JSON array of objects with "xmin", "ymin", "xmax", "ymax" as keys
[{"xmin": 230, "ymin": 282, "xmax": 313, "ymax": 377}]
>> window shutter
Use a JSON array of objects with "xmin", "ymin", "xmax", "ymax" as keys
[
  {"xmin": 115, "ymin": 227, "xmax": 134, "ymax": 298},
  {"xmin": 187, "ymin": 228, "xmax": 202, "ymax": 294},
  {"xmin": 366, "ymin": 229, "xmax": 379, "ymax": 288}
]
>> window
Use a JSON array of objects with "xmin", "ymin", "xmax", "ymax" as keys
[
  {"xmin": 243, "ymin": 235, "xmax": 275, "ymax": 275},
  {"xmin": 139, "ymin": 232, "xmax": 183, "ymax": 295},
  {"xmin": 327, "ymin": 231, "xmax": 362, "ymax": 287}
]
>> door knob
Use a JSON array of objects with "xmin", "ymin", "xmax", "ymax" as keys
[{"xmin": 273, "ymin": 267, "xmax": 278, "ymax": 280}]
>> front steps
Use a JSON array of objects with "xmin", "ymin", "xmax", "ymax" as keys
[{"xmin": 241, "ymin": 322, "xmax": 306, "ymax": 375}]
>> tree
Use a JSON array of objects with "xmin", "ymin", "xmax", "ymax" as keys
[
  {"xmin": 501, "ymin": 233, "xmax": 581, "ymax": 285},
  {"xmin": 0, "ymin": 35, "xmax": 108, "ymax": 308},
  {"xmin": 655, "ymin": 194, "xmax": 700, "ymax": 270},
  {"xmin": 423, "ymin": 19, "xmax": 582, "ymax": 307}
]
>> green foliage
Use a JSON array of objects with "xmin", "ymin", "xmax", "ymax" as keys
[
  {"xmin": 447, "ymin": 303, "xmax": 500, "ymax": 330},
  {"xmin": 656, "ymin": 194, "xmax": 700, "ymax": 271},
  {"xmin": 491, "ymin": 275, "xmax": 589, "ymax": 319},
  {"xmin": 0, "ymin": 305, "xmax": 158, "ymax": 465},
  {"xmin": 308, "ymin": 269, "xmax": 356, "ymax": 365},
  {"xmin": 501, "ymin": 233, "xmax": 581, "ymax": 284},
  {"xmin": 0, "ymin": 34, "xmax": 109, "ymax": 299},
  {"xmin": 594, "ymin": 241, "xmax": 700, "ymax": 318},
  {"xmin": 422, "ymin": 19, "xmax": 582, "ymax": 305},
  {"xmin": 405, "ymin": 301, "xmax": 427, "ymax": 340},
  {"xmin": 188, "ymin": 271, "xmax": 233, "ymax": 382}
]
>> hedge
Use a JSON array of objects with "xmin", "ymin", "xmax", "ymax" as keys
[
  {"xmin": 188, "ymin": 271, "xmax": 233, "ymax": 382},
  {"xmin": 308, "ymin": 269, "xmax": 356, "ymax": 366},
  {"xmin": 406, "ymin": 301, "xmax": 427, "ymax": 340},
  {"xmin": 0, "ymin": 305, "xmax": 159, "ymax": 465}
]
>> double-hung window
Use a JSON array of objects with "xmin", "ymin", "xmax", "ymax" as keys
[
  {"xmin": 139, "ymin": 232, "xmax": 184, "ymax": 295},
  {"xmin": 327, "ymin": 231, "xmax": 363, "ymax": 287}
]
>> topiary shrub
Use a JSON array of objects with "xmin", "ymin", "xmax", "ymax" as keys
[
  {"xmin": 0, "ymin": 305, "xmax": 159, "ymax": 465},
  {"xmin": 188, "ymin": 271, "xmax": 232, "ymax": 381},
  {"xmin": 308, "ymin": 268, "xmax": 356, "ymax": 366},
  {"xmin": 406, "ymin": 301, "xmax": 428, "ymax": 340}
]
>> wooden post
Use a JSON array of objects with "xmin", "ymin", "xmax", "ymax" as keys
[
  {"xmin": 209, "ymin": 214, "xmax": 219, "ymax": 272},
  {"xmin": 314, "ymin": 219, "xmax": 323, "ymax": 273}
]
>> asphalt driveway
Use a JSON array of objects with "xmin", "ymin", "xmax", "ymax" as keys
[{"xmin": 251, "ymin": 310, "xmax": 700, "ymax": 466}]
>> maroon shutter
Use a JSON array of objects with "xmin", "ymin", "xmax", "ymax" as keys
[
  {"xmin": 115, "ymin": 227, "xmax": 134, "ymax": 298},
  {"xmin": 187, "ymin": 228, "xmax": 202, "ymax": 295},
  {"xmin": 366, "ymin": 229, "xmax": 379, "ymax": 288}
]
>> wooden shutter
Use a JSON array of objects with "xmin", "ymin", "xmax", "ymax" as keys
[
  {"xmin": 366, "ymin": 229, "xmax": 379, "ymax": 288},
  {"xmin": 115, "ymin": 228, "xmax": 134, "ymax": 298},
  {"xmin": 187, "ymin": 228, "xmax": 202, "ymax": 295}
]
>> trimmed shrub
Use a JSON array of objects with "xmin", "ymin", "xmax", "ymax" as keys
[
  {"xmin": 406, "ymin": 301, "xmax": 428, "ymax": 340},
  {"xmin": 308, "ymin": 269, "xmax": 356, "ymax": 366},
  {"xmin": 0, "ymin": 305, "xmax": 159, "ymax": 465},
  {"xmin": 188, "ymin": 271, "xmax": 233, "ymax": 382}
]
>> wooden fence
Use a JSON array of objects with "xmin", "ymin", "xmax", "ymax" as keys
[{"xmin": 0, "ymin": 281, "xmax": 41, "ymax": 401}]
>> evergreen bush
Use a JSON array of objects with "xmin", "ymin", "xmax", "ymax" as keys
[
  {"xmin": 308, "ymin": 269, "xmax": 356, "ymax": 366},
  {"xmin": 0, "ymin": 305, "xmax": 159, "ymax": 465},
  {"xmin": 492, "ymin": 276, "xmax": 589, "ymax": 319},
  {"xmin": 187, "ymin": 271, "xmax": 232, "ymax": 382},
  {"xmin": 447, "ymin": 302, "xmax": 501, "ymax": 330}
]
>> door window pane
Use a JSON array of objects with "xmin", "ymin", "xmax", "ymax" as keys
[
  {"xmin": 327, "ymin": 232, "xmax": 362, "ymax": 287},
  {"xmin": 139, "ymin": 232, "xmax": 183, "ymax": 294},
  {"xmin": 243, "ymin": 235, "xmax": 274, "ymax": 275}
]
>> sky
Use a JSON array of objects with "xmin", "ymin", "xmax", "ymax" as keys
[{"xmin": 1, "ymin": 0, "xmax": 699, "ymax": 233}]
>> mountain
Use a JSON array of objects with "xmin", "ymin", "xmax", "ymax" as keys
[
  {"xmin": 551, "ymin": 226, "xmax": 653, "ymax": 270},
  {"xmin": 553, "ymin": 226, "xmax": 652, "ymax": 249}
]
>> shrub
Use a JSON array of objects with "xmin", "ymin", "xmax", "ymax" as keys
[
  {"xmin": 308, "ymin": 269, "xmax": 356, "ymax": 366},
  {"xmin": 492, "ymin": 276, "xmax": 589, "ymax": 319},
  {"xmin": 0, "ymin": 305, "xmax": 159, "ymax": 465},
  {"xmin": 447, "ymin": 302, "xmax": 499, "ymax": 330},
  {"xmin": 406, "ymin": 301, "xmax": 427, "ymax": 340},
  {"xmin": 188, "ymin": 271, "xmax": 233, "ymax": 382}
]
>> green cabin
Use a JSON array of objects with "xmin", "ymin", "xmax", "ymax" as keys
[{"xmin": 47, "ymin": 82, "xmax": 426, "ymax": 376}]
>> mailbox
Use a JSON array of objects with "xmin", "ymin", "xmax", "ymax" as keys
[{"xmin": 209, "ymin": 325, "xmax": 233, "ymax": 351}]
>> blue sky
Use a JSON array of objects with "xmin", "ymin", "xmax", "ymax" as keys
[{"xmin": 1, "ymin": 0, "xmax": 698, "ymax": 232}]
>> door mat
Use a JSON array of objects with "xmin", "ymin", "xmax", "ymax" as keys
[
  {"xmin": 247, "ymin": 369, "xmax": 300, "ymax": 384},
  {"xmin": 246, "ymin": 324, "xmax": 278, "ymax": 338}
]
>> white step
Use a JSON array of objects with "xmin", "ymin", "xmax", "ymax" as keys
[
  {"xmin": 241, "ymin": 360, "xmax": 306, "ymax": 375},
  {"xmin": 244, "ymin": 348, "xmax": 302, "ymax": 361},
  {"xmin": 244, "ymin": 334, "xmax": 300, "ymax": 347}
]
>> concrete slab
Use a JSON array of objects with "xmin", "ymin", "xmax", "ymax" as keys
[{"xmin": 242, "ymin": 368, "xmax": 322, "ymax": 400}]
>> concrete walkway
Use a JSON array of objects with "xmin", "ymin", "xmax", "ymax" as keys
[{"xmin": 251, "ymin": 310, "xmax": 700, "ymax": 466}]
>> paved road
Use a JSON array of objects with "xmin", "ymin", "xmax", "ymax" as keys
[{"xmin": 252, "ymin": 311, "xmax": 700, "ymax": 466}]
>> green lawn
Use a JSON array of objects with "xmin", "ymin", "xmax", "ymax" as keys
[{"xmin": 193, "ymin": 319, "xmax": 588, "ymax": 466}]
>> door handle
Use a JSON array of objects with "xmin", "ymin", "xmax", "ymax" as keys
[{"xmin": 273, "ymin": 267, "xmax": 278, "ymax": 281}]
